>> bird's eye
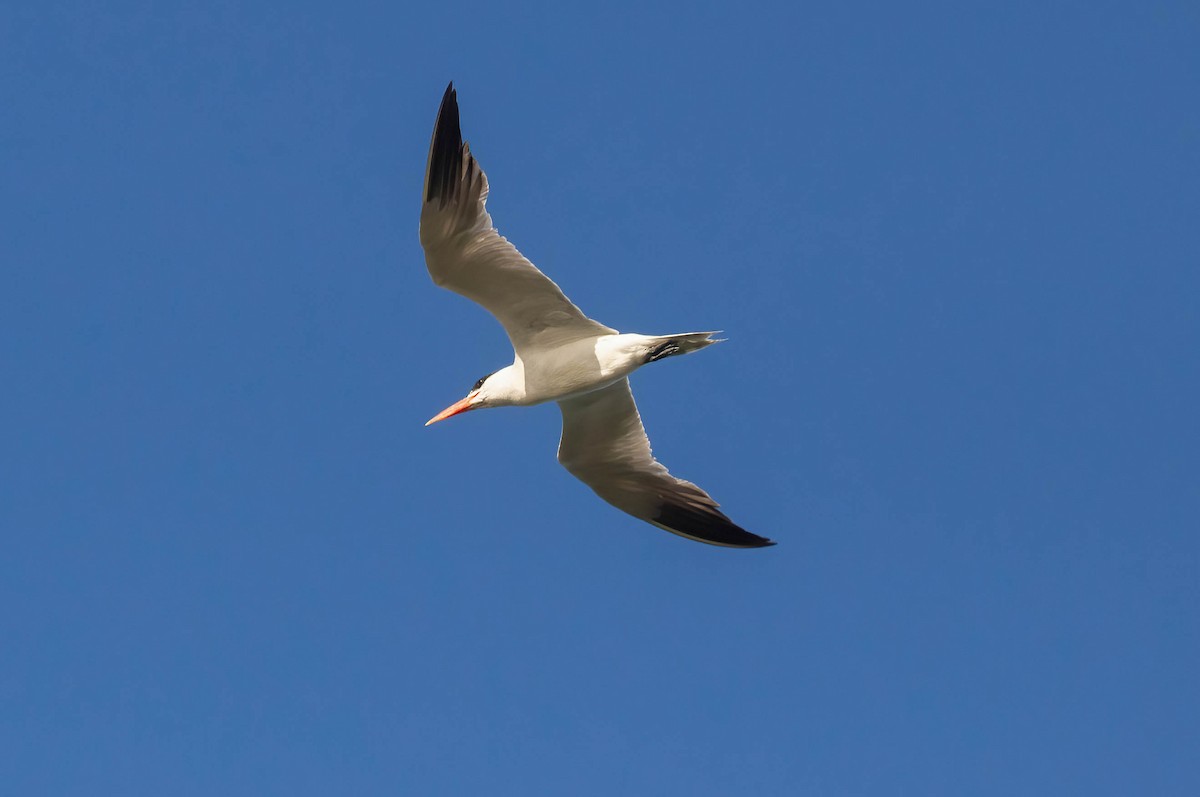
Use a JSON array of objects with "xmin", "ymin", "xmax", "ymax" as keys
[{"xmin": 472, "ymin": 372, "xmax": 493, "ymax": 392}]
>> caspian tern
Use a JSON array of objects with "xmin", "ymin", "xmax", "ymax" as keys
[{"xmin": 420, "ymin": 83, "xmax": 774, "ymax": 549}]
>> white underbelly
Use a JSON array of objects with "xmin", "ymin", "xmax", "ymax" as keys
[{"xmin": 521, "ymin": 334, "xmax": 647, "ymax": 404}]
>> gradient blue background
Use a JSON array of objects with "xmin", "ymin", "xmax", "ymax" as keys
[{"xmin": 3, "ymin": 2, "xmax": 1198, "ymax": 793}]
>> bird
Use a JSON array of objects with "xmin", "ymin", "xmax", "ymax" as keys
[{"xmin": 419, "ymin": 83, "xmax": 774, "ymax": 549}]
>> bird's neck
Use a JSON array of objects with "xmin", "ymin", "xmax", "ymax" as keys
[{"xmin": 487, "ymin": 362, "xmax": 528, "ymax": 406}]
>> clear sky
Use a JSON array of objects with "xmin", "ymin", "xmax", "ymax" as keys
[{"xmin": 2, "ymin": 1, "xmax": 1198, "ymax": 794}]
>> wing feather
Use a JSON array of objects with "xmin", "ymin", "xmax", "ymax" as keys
[
  {"xmin": 557, "ymin": 380, "xmax": 774, "ymax": 548},
  {"xmin": 419, "ymin": 83, "xmax": 615, "ymax": 356}
]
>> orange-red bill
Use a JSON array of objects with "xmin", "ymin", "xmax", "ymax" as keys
[{"xmin": 424, "ymin": 395, "xmax": 475, "ymax": 426}]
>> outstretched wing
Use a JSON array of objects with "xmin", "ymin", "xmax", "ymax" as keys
[
  {"xmin": 557, "ymin": 380, "xmax": 774, "ymax": 548},
  {"xmin": 419, "ymin": 83, "xmax": 615, "ymax": 356}
]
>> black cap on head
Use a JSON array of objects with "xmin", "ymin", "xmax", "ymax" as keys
[{"xmin": 472, "ymin": 372, "xmax": 494, "ymax": 392}]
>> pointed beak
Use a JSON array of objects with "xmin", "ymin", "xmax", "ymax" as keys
[{"xmin": 424, "ymin": 394, "xmax": 477, "ymax": 426}]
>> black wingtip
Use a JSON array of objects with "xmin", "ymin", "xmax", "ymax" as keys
[
  {"xmin": 654, "ymin": 503, "xmax": 776, "ymax": 549},
  {"xmin": 425, "ymin": 82, "xmax": 463, "ymax": 206}
]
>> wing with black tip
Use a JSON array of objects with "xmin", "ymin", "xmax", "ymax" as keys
[
  {"xmin": 557, "ymin": 379, "xmax": 775, "ymax": 548},
  {"xmin": 420, "ymin": 83, "xmax": 616, "ymax": 356}
]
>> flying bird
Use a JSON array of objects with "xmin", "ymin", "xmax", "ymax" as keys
[{"xmin": 419, "ymin": 83, "xmax": 774, "ymax": 548}]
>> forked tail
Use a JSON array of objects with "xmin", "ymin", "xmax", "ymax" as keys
[{"xmin": 643, "ymin": 332, "xmax": 724, "ymax": 363}]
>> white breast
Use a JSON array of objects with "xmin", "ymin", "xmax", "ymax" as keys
[{"xmin": 521, "ymin": 333, "xmax": 653, "ymax": 404}]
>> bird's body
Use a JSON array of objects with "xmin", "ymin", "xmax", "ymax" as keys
[
  {"xmin": 473, "ymin": 333, "xmax": 720, "ymax": 407},
  {"xmin": 419, "ymin": 83, "xmax": 774, "ymax": 549}
]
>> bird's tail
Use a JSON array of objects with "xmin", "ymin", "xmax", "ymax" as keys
[{"xmin": 643, "ymin": 331, "xmax": 724, "ymax": 363}]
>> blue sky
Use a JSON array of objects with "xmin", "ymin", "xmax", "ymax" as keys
[{"xmin": 2, "ymin": 1, "xmax": 1198, "ymax": 793}]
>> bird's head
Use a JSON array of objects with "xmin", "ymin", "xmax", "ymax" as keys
[{"xmin": 425, "ymin": 368, "xmax": 520, "ymax": 426}]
